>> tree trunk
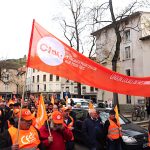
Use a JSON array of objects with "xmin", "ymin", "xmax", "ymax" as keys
[
  {"xmin": 109, "ymin": 0, "xmax": 122, "ymax": 111},
  {"xmin": 77, "ymin": 82, "xmax": 81, "ymax": 98}
]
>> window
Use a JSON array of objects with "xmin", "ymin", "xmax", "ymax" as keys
[
  {"xmin": 50, "ymin": 74, "xmax": 53, "ymax": 81},
  {"xmin": 37, "ymin": 75, "xmax": 39, "ymax": 82},
  {"xmin": 44, "ymin": 84, "xmax": 46, "ymax": 91},
  {"xmin": 90, "ymin": 87, "xmax": 94, "ymax": 92},
  {"xmin": 37, "ymin": 85, "xmax": 39, "ymax": 92},
  {"xmin": 66, "ymin": 80, "xmax": 69, "ymax": 83},
  {"xmin": 126, "ymin": 69, "xmax": 131, "ymax": 76},
  {"xmin": 66, "ymin": 87, "xmax": 69, "ymax": 92},
  {"xmin": 43, "ymin": 75, "xmax": 46, "ymax": 82},
  {"xmin": 82, "ymin": 86, "xmax": 86, "ymax": 93},
  {"xmin": 125, "ymin": 46, "xmax": 131, "ymax": 59},
  {"xmin": 33, "ymin": 69, "xmax": 35, "ymax": 73},
  {"xmin": 126, "ymin": 67, "xmax": 131, "ymax": 103},
  {"xmin": 74, "ymin": 86, "xmax": 78, "ymax": 93},
  {"xmin": 56, "ymin": 76, "xmax": 59, "ymax": 81},
  {"xmin": 124, "ymin": 30, "xmax": 130, "ymax": 42},
  {"xmin": 5, "ymin": 74, "xmax": 9, "ymax": 80},
  {"xmin": 32, "ymin": 76, "xmax": 35, "ymax": 83},
  {"xmin": 95, "ymin": 88, "xmax": 98, "ymax": 91},
  {"xmin": 126, "ymin": 95, "xmax": 131, "ymax": 104}
]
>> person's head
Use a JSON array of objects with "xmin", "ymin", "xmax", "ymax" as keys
[
  {"xmin": 13, "ymin": 103, "xmax": 21, "ymax": 109},
  {"xmin": 30, "ymin": 105, "xmax": 36, "ymax": 113},
  {"xmin": 45, "ymin": 103, "xmax": 49, "ymax": 110},
  {"xmin": 9, "ymin": 103, "xmax": 14, "ymax": 110},
  {"xmin": 90, "ymin": 100, "xmax": 93, "ymax": 104},
  {"xmin": 88, "ymin": 109, "xmax": 97, "ymax": 119},
  {"xmin": 13, "ymin": 108, "xmax": 20, "ymax": 118},
  {"xmin": 61, "ymin": 107, "xmax": 70, "ymax": 118},
  {"xmin": 0, "ymin": 101, "xmax": 5, "ymax": 108},
  {"xmin": 53, "ymin": 104, "xmax": 58, "ymax": 112},
  {"xmin": 23, "ymin": 100, "xmax": 28, "ymax": 108},
  {"xmin": 51, "ymin": 111, "xmax": 63, "ymax": 130},
  {"xmin": 95, "ymin": 110, "xmax": 100, "ymax": 119},
  {"xmin": 109, "ymin": 110, "xmax": 116, "ymax": 120},
  {"xmin": 48, "ymin": 103, "xmax": 53, "ymax": 110},
  {"xmin": 17, "ymin": 108, "xmax": 34, "ymax": 130}
]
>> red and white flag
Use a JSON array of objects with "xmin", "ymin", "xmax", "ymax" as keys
[{"xmin": 27, "ymin": 20, "xmax": 150, "ymax": 97}]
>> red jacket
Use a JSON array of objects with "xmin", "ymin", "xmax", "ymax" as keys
[{"xmin": 39, "ymin": 125, "xmax": 72, "ymax": 150}]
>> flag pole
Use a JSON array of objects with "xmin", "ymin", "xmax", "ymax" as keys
[
  {"xmin": 16, "ymin": 70, "xmax": 27, "ymax": 143},
  {"xmin": 47, "ymin": 120, "xmax": 52, "ymax": 137},
  {"xmin": 16, "ymin": 19, "xmax": 35, "ymax": 144}
]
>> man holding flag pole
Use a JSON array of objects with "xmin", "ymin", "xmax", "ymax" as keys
[{"xmin": 104, "ymin": 106, "xmax": 123, "ymax": 150}]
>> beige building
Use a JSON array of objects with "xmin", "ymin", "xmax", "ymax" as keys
[
  {"xmin": 92, "ymin": 11, "xmax": 150, "ymax": 105},
  {"xmin": 0, "ymin": 68, "xmax": 24, "ymax": 99}
]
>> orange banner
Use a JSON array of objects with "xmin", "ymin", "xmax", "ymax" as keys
[{"xmin": 27, "ymin": 20, "xmax": 150, "ymax": 97}]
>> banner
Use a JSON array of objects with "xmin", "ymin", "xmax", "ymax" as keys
[{"xmin": 27, "ymin": 20, "xmax": 150, "ymax": 97}]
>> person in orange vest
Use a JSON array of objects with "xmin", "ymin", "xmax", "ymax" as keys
[
  {"xmin": 0, "ymin": 108, "xmax": 43, "ymax": 150},
  {"xmin": 104, "ymin": 110, "xmax": 123, "ymax": 150},
  {"xmin": 62, "ymin": 107, "xmax": 74, "ymax": 150}
]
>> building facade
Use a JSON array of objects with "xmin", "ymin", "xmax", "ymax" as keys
[
  {"xmin": 26, "ymin": 68, "xmax": 98, "ymax": 101},
  {"xmin": 0, "ymin": 68, "xmax": 23, "ymax": 99},
  {"xmin": 92, "ymin": 11, "xmax": 150, "ymax": 105}
]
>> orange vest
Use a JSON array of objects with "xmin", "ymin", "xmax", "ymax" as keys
[
  {"xmin": 8, "ymin": 126, "xmax": 40, "ymax": 149},
  {"xmin": 67, "ymin": 116, "xmax": 74, "ymax": 129},
  {"xmin": 107, "ymin": 119, "xmax": 121, "ymax": 140}
]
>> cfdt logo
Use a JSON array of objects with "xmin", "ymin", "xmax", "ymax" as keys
[{"xmin": 37, "ymin": 37, "xmax": 65, "ymax": 66}]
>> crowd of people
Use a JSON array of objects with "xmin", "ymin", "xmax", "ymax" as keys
[{"xmin": 0, "ymin": 95, "xmax": 137, "ymax": 150}]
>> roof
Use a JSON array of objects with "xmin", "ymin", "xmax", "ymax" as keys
[
  {"xmin": 91, "ymin": 11, "xmax": 146, "ymax": 36},
  {"xmin": 139, "ymin": 35, "xmax": 150, "ymax": 41}
]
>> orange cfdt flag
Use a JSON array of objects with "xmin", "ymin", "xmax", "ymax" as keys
[
  {"xmin": 51, "ymin": 95, "xmax": 55, "ymax": 105},
  {"xmin": 88, "ymin": 101, "xmax": 94, "ymax": 109},
  {"xmin": 114, "ymin": 105, "xmax": 120, "ymax": 127},
  {"xmin": 35, "ymin": 95, "xmax": 47, "ymax": 129}
]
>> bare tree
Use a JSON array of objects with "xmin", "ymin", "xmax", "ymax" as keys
[
  {"xmin": 91, "ymin": 0, "xmax": 144, "ymax": 109},
  {"xmin": 56, "ymin": 0, "xmax": 98, "ymax": 97}
]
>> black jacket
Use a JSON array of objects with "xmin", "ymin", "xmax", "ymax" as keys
[{"xmin": 82, "ymin": 117, "xmax": 104, "ymax": 148}]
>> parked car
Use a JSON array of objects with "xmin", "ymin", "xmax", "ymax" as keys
[
  {"xmin": 97, "ymin": 102, "xmax": 112, "ymax": 110},
  {"xmin": 67, "ymin": 98, "xmax": 97, "ymax": 108},
  {"xmin": 72, "ymin": 108, "xmax": 149, "ymax": 150}
]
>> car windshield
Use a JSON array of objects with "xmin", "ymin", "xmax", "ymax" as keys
[{"xmin": 100, "ymin": 111, "xmax": 130, "ymax": 125}]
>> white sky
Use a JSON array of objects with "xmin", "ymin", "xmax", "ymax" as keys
[{"xmin": 0, "ymin": 0, "xmax": 149, "ymax": 59}]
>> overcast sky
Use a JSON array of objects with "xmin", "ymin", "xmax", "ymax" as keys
[{"xmin": 0, "ymin": 0, "xmax": 149, "ymax": 59}]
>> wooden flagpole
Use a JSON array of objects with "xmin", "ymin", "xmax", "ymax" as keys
[
  {"xmin": 16, "ymin": 70, "xmax": 27, "ymax": 144},
  {"xmin": 16, "ymin": 19, "xmax": 35, "ymax": 144},
  {"xmin": 47, "ymin": 120, "xmax": 52, "ymax": 137}
]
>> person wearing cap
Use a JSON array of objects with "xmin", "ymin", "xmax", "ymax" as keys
[
  {"xmin": 0, "ymin": 100, "xmax": 11, "ymax": 133},
  {"xmin": 104, "ymin": 110, "xmax": 123, "ymax": 150},
  {"xmin": 82, "ymin": 109, "xmax": 104, "ymax": 150},
  {"xmin": 39, "ymin": 110, "xmax": 72, "ymax": 150},
  {"xmin": 0, "ymin": 108, "xmax": 43, "ymax": 150},
  {"xmin": 62, "ymin": 107, "xmax": 75, "ymax": 150}
]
